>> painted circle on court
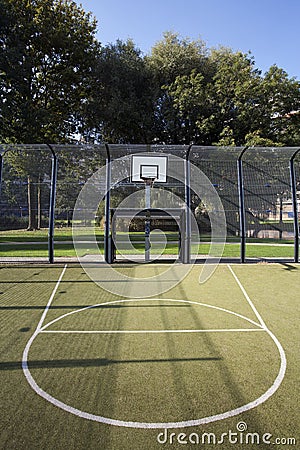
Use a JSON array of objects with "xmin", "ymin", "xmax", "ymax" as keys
[{"xmin": 23, "ymin": 299, "xmax": 286, "ymax": 429}]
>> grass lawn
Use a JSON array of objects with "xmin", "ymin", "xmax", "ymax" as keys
[
  {"xmin": 0, "ymin": 228, "xmax": 104, "ymax": 242},
  {"xmin": 0, "ymin": 243, "xmax": 296, "ymax": 258},
  {"xmin": 0, "ymin": 228, "xmax": 296, "ymax": 258}
]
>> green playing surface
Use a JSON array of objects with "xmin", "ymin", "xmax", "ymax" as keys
[{"xmin": 0, "ymin": 263, "xmax": 299, "ymax": 449}]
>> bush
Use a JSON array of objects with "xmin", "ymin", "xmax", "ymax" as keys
[
  {"xmin": 0, "ymin": 215, "xmax": 49, "ymax": 230},
  {"xmin": 0, "ymin": 215, "xmax": 29, "ymax": 230}
]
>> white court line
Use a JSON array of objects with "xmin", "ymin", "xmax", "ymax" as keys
[
  {"xmin": 227, "ymin": 264, "xmax": 267, "ymax": 329},
  {"xmin": 41, "ymin": 328, "xmax": 265, "ymax": 334},
  {"xmin": 35, "ymin": 264, "xmax": 68, "ymax": 332},
  {"xmin": 23, "ymin": 289, "xmax": 287, "ymax": 429}
]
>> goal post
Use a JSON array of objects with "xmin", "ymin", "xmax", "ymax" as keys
[
  {"xmin": 110, "ymin": 208, "xmax": 186, "ymax": 263},
  {"xmin": 104, "ymin": 151, "xmax": 191, "ymax": 264}
]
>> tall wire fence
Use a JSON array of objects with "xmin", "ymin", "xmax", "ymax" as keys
[{"xmin": 0, "ymin": 144, "xmax": 299, "ymax": 262}]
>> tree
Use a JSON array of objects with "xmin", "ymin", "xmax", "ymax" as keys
[
  {"xmin": 162, "ymin": 46, "xmax": 300, "ymax": 146},
  {"xmin": 86, "ymin": 39, "xmax": 155, "ymax": 143},
  {"xmin": 207, "ymin": 48, "xmax": 263, "ymax": 145},
  {"xmin": 162, "ymin": 69, "xmax": 216, "ymax": 144},
  {"xmin": 147, "ymin": 32, "xmax": 211, "ymax": 143},
  {"xmin": 0, "ymin": 0, "xmax": 99, "ymax": 228},
  {"xmin": 0, "ymin": 0, "xmax": 99, "ymax": 143},
  {"xmin": 148, "ymin": 31, "xmax": 210, "ymax": 85},
  {"xmin": 259, "ymin": 65, "xmax": 300, "ymax": 145}
]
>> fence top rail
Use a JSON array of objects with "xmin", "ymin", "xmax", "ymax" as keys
[{"xmin": 1, "ymin": 144, "xmax": 300, "ymax": 161}]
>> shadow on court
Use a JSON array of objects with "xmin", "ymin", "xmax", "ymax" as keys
[
  {"xmin": 0, "ymin": 356, "xmax": 222, "ymax": 371},
  {"xmin": 279, "ymin": 262, "xmax": 298, "ymax": 271},
  {"xmin": 173, "ymin": 279, "xmax": 268, "ymax": 436},
  {"xmin": 2, "ymin": 304, "xmax": 192, "ymax": 311}
]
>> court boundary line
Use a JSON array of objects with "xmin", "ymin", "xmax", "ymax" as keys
[
  {"xmin": 227, "ymin": 264, "xmax": 267, "ymax": 329},
  {"xmin": 35, "ymin": 264, "xmax": 68, "ymax": 332}
]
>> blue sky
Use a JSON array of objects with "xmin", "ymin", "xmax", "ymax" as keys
[{"xmin": 76, "ymin": 0, "xmax": 300, "ymax": 79}]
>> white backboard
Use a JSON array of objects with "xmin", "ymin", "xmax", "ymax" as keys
[{"xmin": 131, "ymin": 155, "xmax": 167, "ymax": 182}]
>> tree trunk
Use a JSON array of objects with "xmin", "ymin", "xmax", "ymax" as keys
[{"xmin": 27, "ymin": 175, "xmax": 38, "ymax": 230}]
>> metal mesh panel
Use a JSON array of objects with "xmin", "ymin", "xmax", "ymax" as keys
[
  {"xmin": 189, "ymin": 146, "xmax": 242, "ymax": 239},
  {"xmin": 242, "ymin": 147, "xmax": 296, "ymax": 258},
  {"xmin": 0, "ymin": 144, "xmax": 107, "ymax": 260},
  {"xmin": 0, "ymin": 144, "xmax": 52, "ymax": 226},
  {"xmin": 0, "ymin": 143, "xmax": 299, "ymax": 262},
  {"xmin": 54, "ymin": 145, "xmax": 107, "ymax": 261},
  {"xmin": 54, "ymin": 144, "xmax": 106, "ymax": 228},
  {"xmin": 0, "ymin": 145, "xmax": 51, "ymax": 236},
  {"xmin": 0, "ymin": 144, "xmax": 52, "ymax": 258}
]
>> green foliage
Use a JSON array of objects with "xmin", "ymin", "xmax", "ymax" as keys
[
  {"xmin": 244, "ymin": 130, "xmax": 282, "ymax": 147},
  {"xmin": 87, "ymin": 39, "xmax": 155, "ymax": 143},
  {"xmin": 1, "ymin": 6, "xmax": 299, "ymax": 147},
  {"xmin": 0, "ymin": 0, "xmax": 99, "ymax": 144},
  {"xmin": 259, "ymin": 65, "xmax": 300, "ymax": 145},
  {"xmin": 147, "ymin": 32, "xmax": 212, "ymax": 144},
  {"xmin": 148, "ymin": 31, "xmax": 209, "ymax": 84},
  {"xmin": 216, "ymin": 126, "xmax": 236, "ymax": 146},
  {"xmin": 0, "ymin": 0, "xmax": 100, "ymax": 228},
  {"xmin": 145, "ymin": 40, "xmax": 300, "ymax": 146},
  {"xmin": 162, "ymin": 69, "xmax": 213, "ymax": 144}
]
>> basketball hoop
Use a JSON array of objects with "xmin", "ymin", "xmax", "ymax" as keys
[{"xmin": 141, "ymin": 176, "xmax": 156, "ymax": 187}]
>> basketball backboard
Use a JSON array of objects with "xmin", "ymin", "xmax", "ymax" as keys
[{"xmin": 131, "ymin": 155, "xmax": 167, "ymax": 183}]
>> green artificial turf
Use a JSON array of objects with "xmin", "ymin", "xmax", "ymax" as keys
[{"xmin": 0, "ymin": 263, "xmax": 299, "ymax": 449}]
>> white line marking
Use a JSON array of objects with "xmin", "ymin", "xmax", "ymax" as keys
[
  {"xmin": 23, "ymin": 296, "xmax": 286, "ymax": 429},
  {"xmin": 22, "ymin": 315, "xmax": 287, "ymax": 429},
  {"xmin": 227, "ymin": 264, "xmax": 267, "ymax": 329},
  {"xmin": 40, "ymin": 328, "xmax": 264, "ymax": 334},
  {"xmin": 35, "ymin": 264, "xmax": 68, "ymax": 332}
]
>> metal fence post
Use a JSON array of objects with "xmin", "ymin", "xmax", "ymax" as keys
[
  {"xmin": 290, "ymin": 149, "xmax": 300, "ymax": 263},
  {"xmin": 184, "ymin": 144, "xmax": 193, "ymax": 264},
  {"xmin": 0, "ymin": 148, "xmax": 4, "ymax": 201},
  {"xmin": 47, "ymin": 144, "xmax": 57, "ymax": 264},
  {"xmin": 104, "ymin": 144, "xmax": 112, "ymax": 263},
  {"xmin": 237, "ymin": 147, "xmax": 248, "ymax": 263}
]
